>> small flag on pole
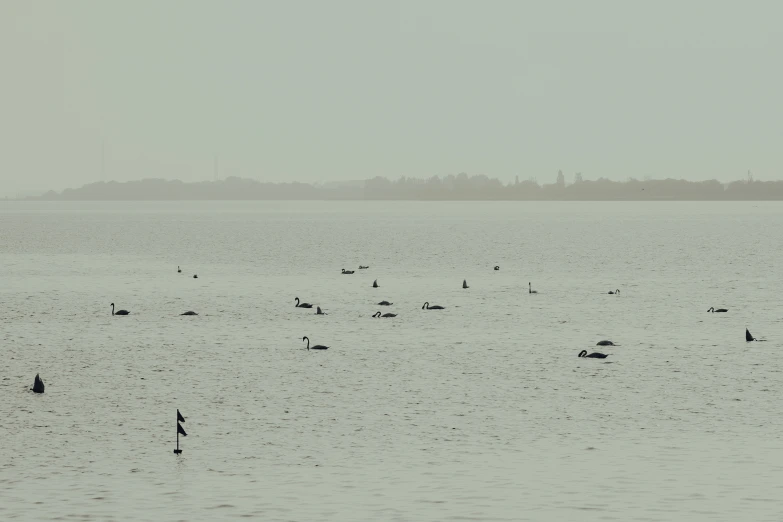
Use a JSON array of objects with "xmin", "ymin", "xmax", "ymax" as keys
[{"xmin": 174, "ymin": 409, "xmax": 187, "ymax": 455}]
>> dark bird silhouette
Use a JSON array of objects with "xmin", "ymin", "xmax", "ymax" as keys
[
  {"xmin": 359, "ymin": 265, "xmax": 369, "ymax": 269},
  {"xmin": 31, "ymin": 374, "xmax": 44, "ymax": 393},
  {"xmin": 596, "ymin": 340, "xmax": 615, "ymax": 346},
  {"xmin": 342, "ymin": 269, "xmax": 354, "ymax": 274},
  {"xmin": 373, "ymin": 279, "xmax": 378, "ymax": 288},
  {"xmin": 193, "ymin": 274, "xmax": 198, "ymax": 279},
  {"xmin": 708, "ymin": 307, "xmax": 728, "ymax": 313},
  {"xmin": 316, "ymin": 306, "xmax": 327, "ymax": 315},
  {"xmin": 579, "ymin": 350, "xmax": 609, "ymax": 359},
  {"xmin": 494, "ymin": 266, "xmax": 500, "ymax": 271},
  {"xmin": 373, "ymin": 311, "xmax": 397, "ymax": 318},
  {"xmin": 422, "ymin": 302, "xmax": 445, "ymax": 310},
  {"xmin": 295, "ymin": 297, "xmax": 313, "ymax": 308},
  {"xmin": 746, "ymin": 328, "xmax": 766, "ymax": 342},
  {"xmin": 608, "ymin": 289, "xmax": 620, "ymax": 294},
  {"xmin": 111, "ymin": 303, "xmax": 129, "ymax": 316},
  {"xmin": 303, "ymin": 336, "xmax": 328, "ymax": 350},
  {"xmin": 177, "ymin": 266, "xmax": 182, "ymax": 273},
  {"xmin": 529, "ymin": 282, "xmax": 537, "ymax": 294},
  {"xmin": 378, "ymin": 301, "xmax": 393, "ymax": 306},
  {"xmin": 463, "ymin": 279, "xmax": 469, "ymax": 289},
  {"xmin": 181, "ymin": 311, "xmax": 198, "ymax": 316}
]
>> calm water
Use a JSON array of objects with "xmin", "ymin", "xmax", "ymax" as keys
[{"xmin": 1, "ymin": 201, "xmax": 782, "ymax": 521}]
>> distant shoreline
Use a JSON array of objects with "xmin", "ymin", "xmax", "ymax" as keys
[{"xmin": 13, "ymin": 173, "xmax": 783, "ymax": 201}]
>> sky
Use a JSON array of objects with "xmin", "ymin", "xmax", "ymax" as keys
[{"xmin": 1, "ymin": 0, "xmax": 782, "ymax": 196}]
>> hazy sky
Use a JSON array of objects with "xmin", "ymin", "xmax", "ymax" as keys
[{"xmin": 1, "ymin": 1, "xmax": 781, "ymax": 196}]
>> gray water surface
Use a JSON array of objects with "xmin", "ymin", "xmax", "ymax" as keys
[{"xmin": 2, "ymin": 201, "xmax": 782, "ymax": 521}]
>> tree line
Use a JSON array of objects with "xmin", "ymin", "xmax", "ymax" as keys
[{"xmin": 26, "ymin": 172, "xmax": 783, "ymax": 201}]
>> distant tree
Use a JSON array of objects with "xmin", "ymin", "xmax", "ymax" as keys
[
  {"xmin": 556, "ymin": 170, "xmax": 565, "ymax": 187},
  {"xmin": 573, "ymin": 172, "xmax": 583, "ymax": 184}
]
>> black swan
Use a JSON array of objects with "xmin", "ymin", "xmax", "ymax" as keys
[
  {"xmin": 295, "ymin": 297, "xmax": 313, "ymax": 308},
  {"xmin": 303, "ymin": 336, "xmax": 328, "ymax": 350},
  {"xmin": 422, "ymin": 302, "xmax": 445, "ymax": 310},
  {"xmin": 111, "ymin": 303, "xmax": 130, "ymax": 316},
  {"xmin": 31, "ymin": 374, "xmax": 45, "ymax": 393},
  {"xmin": 579, "ymin": 350, "xmax": 609, "ymax": 359}
]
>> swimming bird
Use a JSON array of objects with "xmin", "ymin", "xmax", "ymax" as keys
[
  {"xmin": 342, "ymin": 269, "xmax": 354, "ymax": 274},
  {"xmin": 359, "ymin": 265, "xmax": 369, "ymax": 269},
  {"xmin": 373, "ymin": 279, "xmax": 378, "ymax": 288},
  {"xmin": 303, "ymin": 336, "xmax": 328, "ymax": 350},
  {"xmin": 608, "ymin": 289, "xmax": 620, "ymax": 294},
  {"xmin": 372, "ymin": 311, "xmax": 397, "ymax": 318},
  {"xmin": 31, "ymin": 374, "xmax": 44, "ymax": 393},
  {"xmin": 596, "ymin": 340, "xmax": 615, "ymax": 346},
  {"xmin": 463, "ymin": 279, "xmax": 469, "ymax": 289},
  {"xmin": 181, "ymin": 311, "xmax": 198, "ymax": 316},
  {"xmin": 708, "ymin": 307, "xmax": 728, "ymax": 313},
  {"xmin": 746, "ymin": 328, "xmax": 766, "ymax": 342},
  {"xmin": 193, "ymin": 274, "xmax": 198, "ymax": 279},
  {"xmin": 494, "ymin": 266, "xmax": 500, "ymax": 271},
  {"xmin": 422, "ymin": 302, "xmax": 445, "ymax": 310},
  {"xmin": 177, "ymin": 266, "xmax": 182, "ymax": 273},
  {"xmin": 579, "ymin": 350, "xmax": 609, "ymax": 359},
  {"xmin": 378, "ymin": 301, "xmax": 393, "ymax": 306},
  {"xmin": 111, "ymin": 303, "xmax": 130, "ymax": 316},
  {"xmin": 529, "ymin": 282, "xmax": 537, "ymax": 294},
  {"xmin": 295, "ymin": 297, "xmax": 313, "ymax": 308},
  {"xmin": 316, "ymin": 306, "xmax": 327, "ymax": 315}
]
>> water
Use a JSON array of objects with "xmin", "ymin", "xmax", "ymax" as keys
[{"xmin": 1, "ymin": 201, "xmax": 782, "ymax": 521}]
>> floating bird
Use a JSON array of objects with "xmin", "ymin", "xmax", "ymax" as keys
[
  {"xmin": 372, "ymin": 311, "xmax": 397, "ymax": 318},
  {"xmin": 31, "ymin": 374, "xmax": 44, "ymax": 393},
  {"xmin": 463, "ymin": 279, "xmax": 469, "ymax": 289},
  {"xmin": 746, "ymin": 328, "xmax": 766, "ymax": 342},
  {"xmin": 596, "ymin": 340, "xmax": 615, "ymax": 346},
  {"xmin": 111, "ymin": 303, "xmax": 130, "ymax": 316},
  {"xmin": 359, "ymin": 265, "xmax": 369, "ymax": 269},
  {"xmin": 494, "ymin": 266, "xmax": 500, "ymax": 271},
  {"xmin": 316, "ymin": 306, "xmax": 327, "ymax": 315},
  {"xmin": 177, "ymin": 266, "xmax": 182, "ymax": 273},
  {"xmin": 181, "ymin": 311, "xmax": 198, "ymax": 316},
  {"xmin": 378, "ymin": 301, "xmax": 393, "ymax": 306},
  {"xmin": 529, "ymin": 282, "xmax": 537, "ymax": 294},
  {"xmin": 373, "ymin": 279, "xmax": 378, "ymax": 288},
  {"xmin": 708, "ymin": 307, "xmax": 728, "ymax": 313},
  {"xmin": 295, "ymin": 297, "xmax": 313, "ymax": 308},
  {"xmin": 608, "ymin": 289, "xmax": 620, "ymax": 294},
  {"xmin": 193, "ymin": 274, "xmax": 198, "ymax": 279},
  {"xmin": 579, "ymin": 350, "xmax": 609, "ymax": 359},
  {"xmin": 303, "ymin": 336, "xmax": 328, "ymax": 350},
  {"xmin": 342, "ymin": 269, "xmax": 354, "ymax": 274},
  {"xmin": 422, "ymin": 302, "xmax": 445, "ymax": 310}
]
